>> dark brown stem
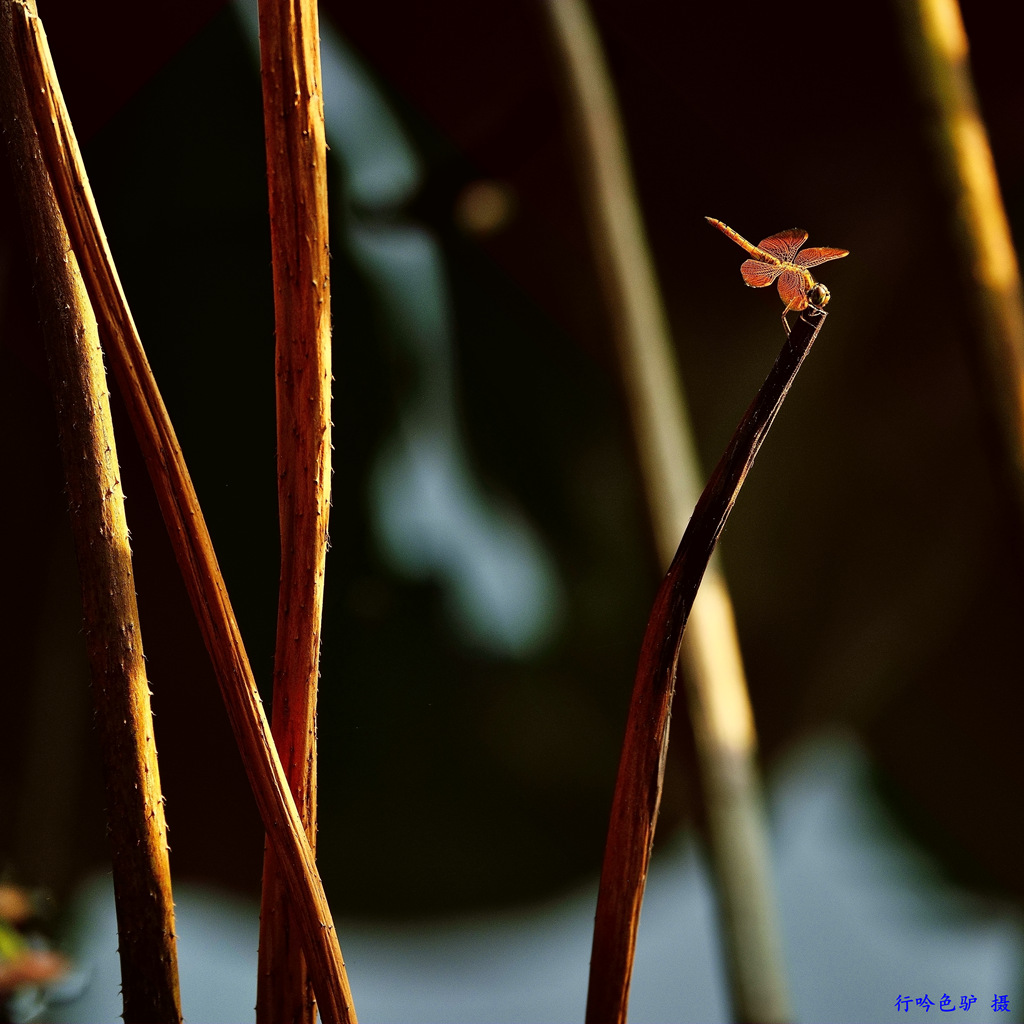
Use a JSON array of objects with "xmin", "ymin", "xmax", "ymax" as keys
[
  {"xmin": 0, "ymin": 3, "xmax": 180, "ymax": 1020},
  {"xmin": 9, "ymin": 6, "xmax": 355, "ymax": 1020},
  {"xmin": 586, "ymin": 304, "xmax": 827, "ymax": 1024},
  {"xmin": 541, "ymin": 2, "xmax": 791, "ymax": 1018},
  {"xmin": 255, "ymin": 0, "xmax": 332, "ymax": 1021}
]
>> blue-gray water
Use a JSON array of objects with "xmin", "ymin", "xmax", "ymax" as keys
[{"xmin": 33, "ymin": 734, "xmax": 1022, "ymax": 1024}]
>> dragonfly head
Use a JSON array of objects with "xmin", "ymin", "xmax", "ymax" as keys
[{"xmin": 808, "ymin": 282, "xmax": 831, "ymax": 309}]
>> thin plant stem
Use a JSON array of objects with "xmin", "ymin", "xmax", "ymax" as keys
[
  {"xmin": 586, "ymin": 302, "xmax": 828, "ymax": 1024},
  {"xmin": 255, "ymin": 0, "xmax": 332, "ymax": 1020},
  {"xmin": 896, "ymin": 0, "xmax": 1024, "ymax": 524},
  {"xmin": 0, "ymin": 4, "xmax": 180, "ymax": 1019},
  {"xmin": 9, "ymin": 6, "xmax": 356, "ymax": 1020},
  {"xmin": 541, "ymin": 1, "xmax": 790, "ymax": 1020}
]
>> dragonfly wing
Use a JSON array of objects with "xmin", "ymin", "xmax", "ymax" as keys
[
  {"xmin": 795, "ymin": 246, "xmax": 849, "ymax": 269},
  {"xmin": 757, "ymin": 227, "xmax": 807, "ymax": 262},
  {"xmin": 740, "ymin": 258, "xmax": 782, "ymax": 288},
  {"xmin": 776, "ymin": 270, "xmax": 809, "ymax": 309}
]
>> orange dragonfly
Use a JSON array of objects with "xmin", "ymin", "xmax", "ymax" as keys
[{"xmin": 706, "ymin": 217, "xmax": 848, "ymax": 334}]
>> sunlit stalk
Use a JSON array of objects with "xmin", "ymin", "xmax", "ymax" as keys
[
  {"xmin": 897, "ymin": 0, "xmax": 1024, "ymax": 525},
  {"xmin": 0, "ymin": 5, "xmax": 180, "ymax": 1019},
  {"xmin": 255, "ymin": 0, "xmax": 333, "ymax": 1020},
  {"xmin": 9, "ymin": 6, "xmax": 355, "ymax": 1019}
]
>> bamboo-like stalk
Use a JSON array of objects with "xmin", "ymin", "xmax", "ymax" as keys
[
  {"xmin": 896, "ymin": 0, "xmax": 1024, "ymax": 524},
  {"xmin": 9, "ymin": 7, "xmax": 356, "ymax": 1021},
  {"xmin": 540, "ymin": 2, "xmax": 790, "ymax": 1021},
  {"xmin": 0, "ymin": 5, "xmax": 180, "ymax": 1020},
  {"xmin": 255, "ymin": 0, "xmax": 332, "ymax": 1020}
]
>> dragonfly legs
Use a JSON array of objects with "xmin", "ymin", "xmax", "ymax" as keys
[
  {"xmin": 782, "ymin": 293, "xmax": 828, "ymax": 336},
  {"xmin": 781, "ymin": 301, "xmax": 794, "ymax": 337}
]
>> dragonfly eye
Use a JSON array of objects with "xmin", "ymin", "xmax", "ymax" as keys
[{"xmin": 808, "ymin": 282, "xmax": 830, "ymax": 308}]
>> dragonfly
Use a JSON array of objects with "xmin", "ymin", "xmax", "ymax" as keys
[{"xmin": 706, "ymin": 217, "xmax": 848, "ymax": 335}]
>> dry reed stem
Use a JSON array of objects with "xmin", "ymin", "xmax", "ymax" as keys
[
  {"xmin": 255, "ymin": 0, "xmax": 332, "ymax": 1020},
  {"xmin": 9, "ymin": 5, "xmax": 355, "ymax": 1020},
  {"xmin": 0, "ymin": 4, "xmax": 180, "ymax": 1019},
  {"xmin": 541, "ymin": 1, "xmax": 790, "ymax": 1020},
  {"xmin": 585, "ymin": 302, "xmax": 827, "ymax": 1024},
  {"xmin": 897, "ymin": 0, "xmax": 1024, "ymax": 525}
]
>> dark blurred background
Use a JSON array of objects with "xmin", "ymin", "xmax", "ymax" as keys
[{"xmin": 2, "ymin": 0, "xmax": 1022, "ymax": 954}]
